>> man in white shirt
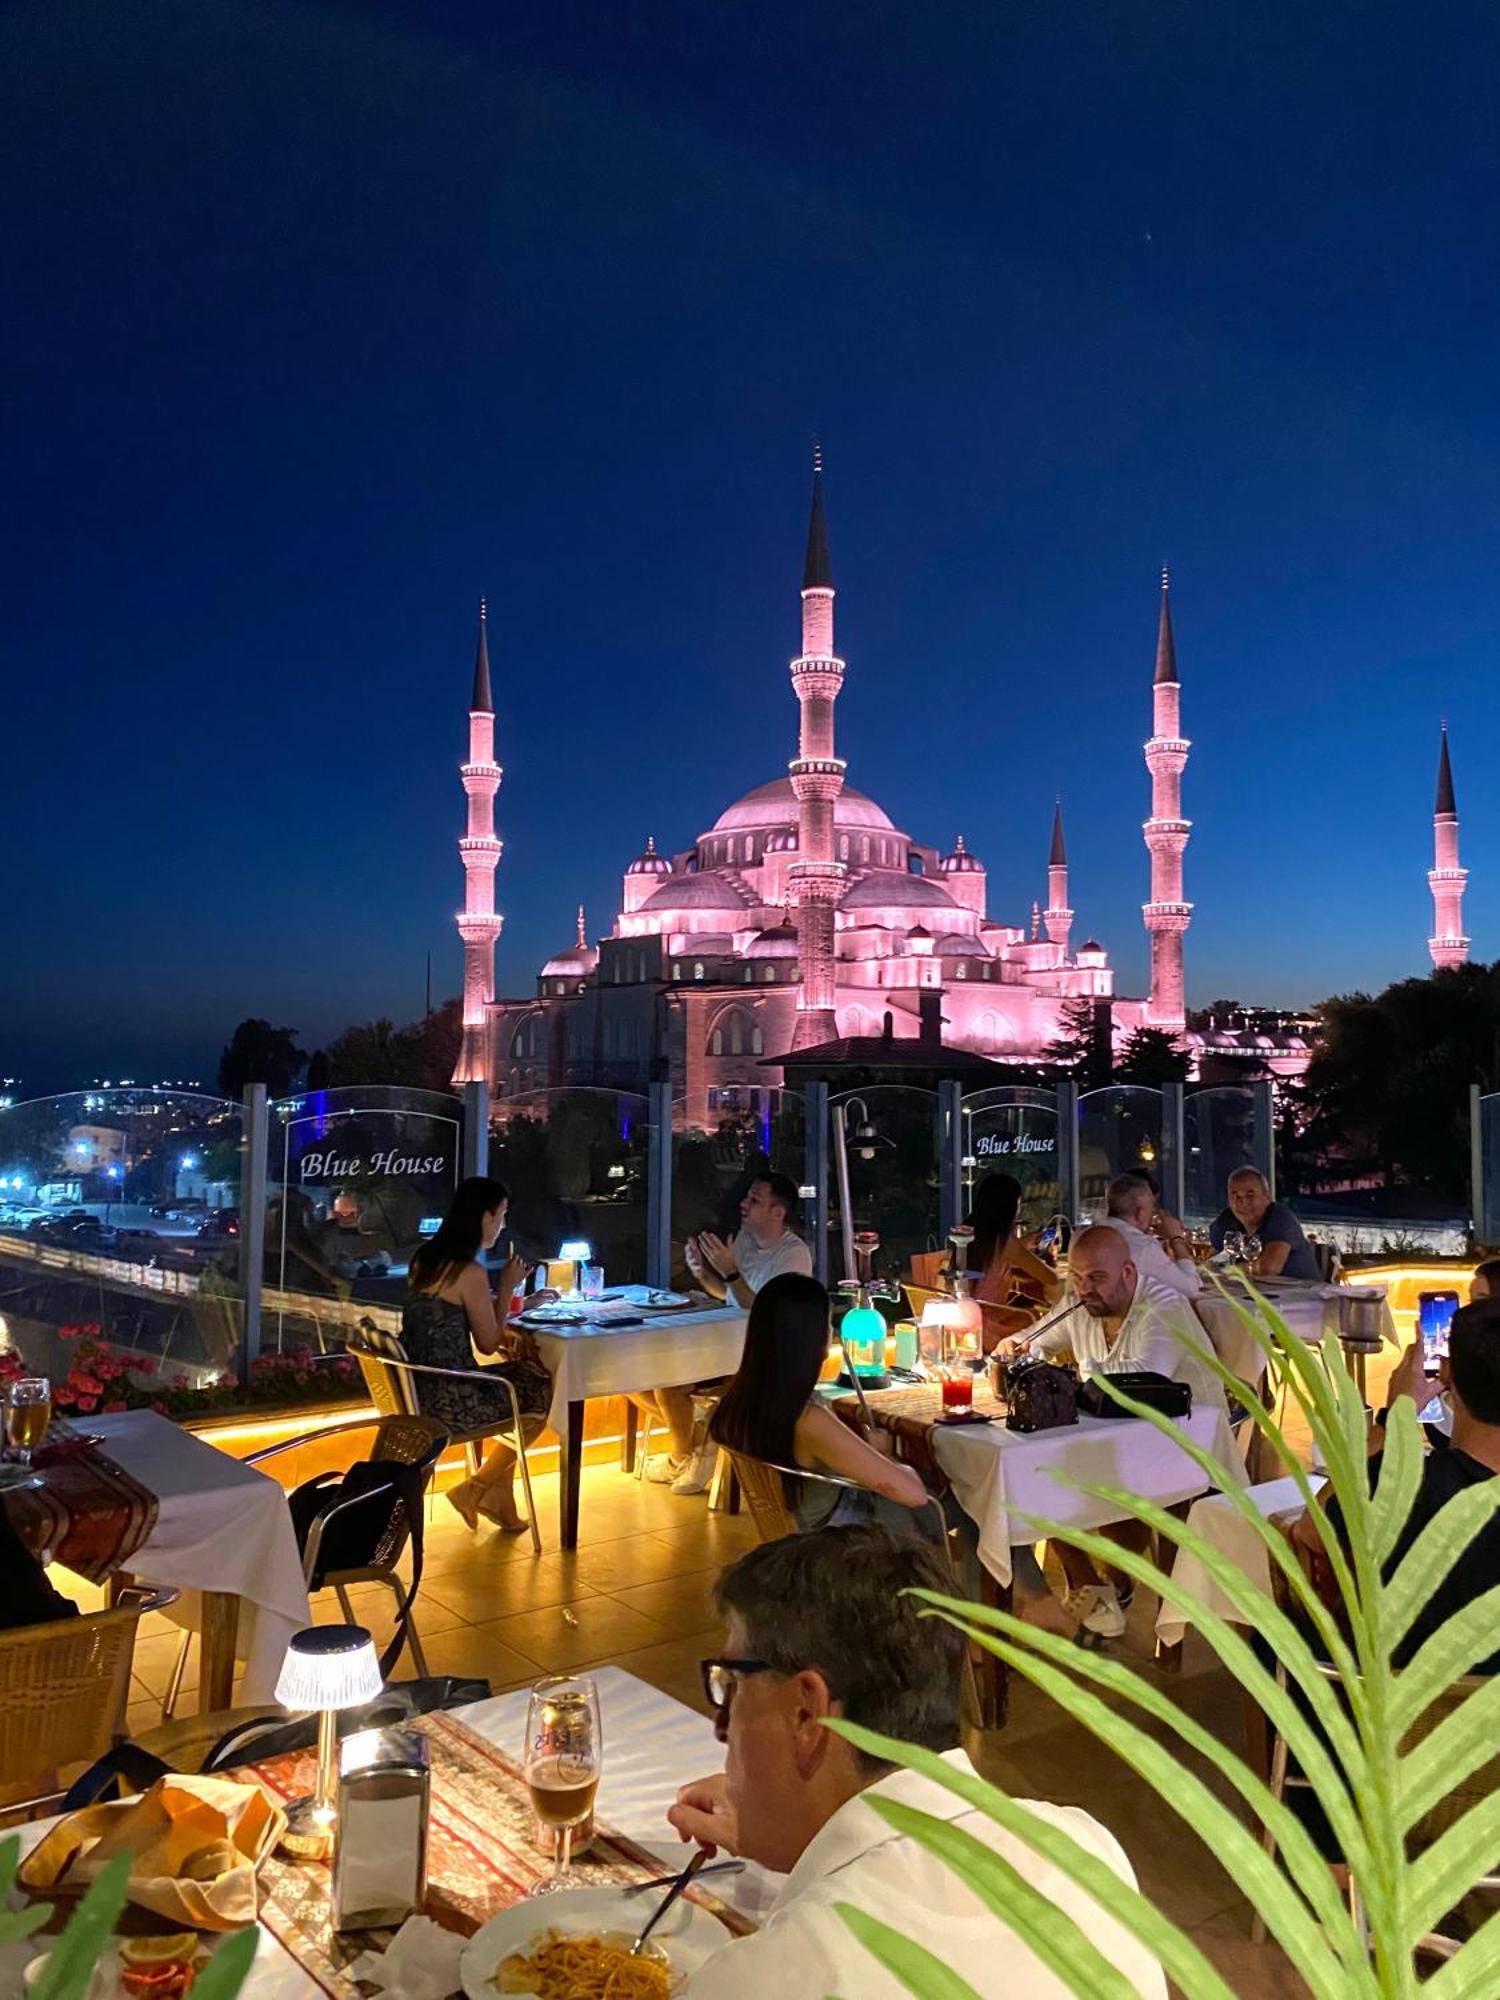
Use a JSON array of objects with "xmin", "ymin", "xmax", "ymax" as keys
[
  {"xmin": 1102, "ymin": 1172, "xmax": 1201, "ymax": 1298},
  {"xmin": 1018, "ymin": 1225, "xmax": 1226, "ymax": 1638},
  {"xmin": 686, "ymin": 1170, "xmax": 813, "ymax": 1306},
  {"xmin": 668, "ymin": 1526, "xmax": 1166, "ymax": 2000}
]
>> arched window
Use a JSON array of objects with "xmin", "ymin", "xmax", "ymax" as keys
[
  {"xmin": 839, "ymin": 834, "xmax": 850, "ymax": 860},
  {"xmin": 711, "ymin": 1029, "xmax": 723, "ymax": 1056},
  {"xmin": 744, "ymin": 836, "xmax": 754, "ymax": 862},
  {"xmin": 743, "ymin": 964, "xmax": 753, "ymax": 982},
  {"xmin": 728, "ymin": 1015, "xmax": 744, "ymax": 1055},
  {"xmin": 763, "ymin": 963, "xmax": 775, "ymax": 981},
  {"xmin": 672, "ymin": 963, "xmax": 682, "ymax": 980},
  {"xmin": 751, "ymin": 1025, "xmax": 764, "ymax": 1054},
  {"xmin": 955, "ymin": 962, "xmax": 967, "ymax": 979},
  {"xmin": 859, "ymin": 836, "xmax": 871, "ymax": 862},
  {"xmin": 693, "ymin": 961, "xmax": 705, "ymax": 981}
]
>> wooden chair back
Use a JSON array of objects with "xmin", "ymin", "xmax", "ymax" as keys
[{"xmin": 352, "ymin": 1319, "xmax": 418, "ymax": 1418}]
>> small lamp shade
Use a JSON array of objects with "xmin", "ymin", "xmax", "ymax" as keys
[
  {"xmin": 276, "ymin": 1625, "xmax": 383, "ymax": 1713},
  {"xmin": 557, "ymin": 1238, "xmax": 593, "ymax": 1263}
]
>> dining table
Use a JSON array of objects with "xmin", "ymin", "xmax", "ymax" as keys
[
  {"xmin": 1192, "ymin": 1275, "xmax": 1397, "ymax": 1392},
  {"xmin": 4, "ymin": 1408, "xmax": 311, "ymax": 1710},
  {"xmin": 515, "ymin": 1286, "xmax": 749, "ymax": 1549},
  {"xmin": 3, "ymin": 1667, "xmax": 776, "ymax": 1998}
]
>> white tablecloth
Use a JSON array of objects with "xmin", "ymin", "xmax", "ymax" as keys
[
  {"xmin": 90, "ymin": 1410, "xmax": 310, "ymax": 1703},
  {"xmin": 525, "ymin": 1292, "xmax": 748, "ymax": 1435},
  {"xmin": 1153, "ymin": 1474, "xmax": 1306, "ymax": 1647},
  {"xmin": 933, "ymin": 1405, "xmax": 1246, "ymax": 1589},
  {"xmin": 3, "ymin": 1669, "xmax": 772, "ymax": 1998},
  {"xmin": 1194, "ymin": 1280, "xmax": 1397, "ymax": 1387}
]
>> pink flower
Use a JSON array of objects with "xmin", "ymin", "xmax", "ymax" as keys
[
  {"xmin": 171, "ymin": 1373, "xmax": 191, "ymax": 1390},
  {"xmin": 104, "ymin": 1400, "xmax": 127, "ymax": 1414},
  {"xmin": 151, "ymin": 1399, "xmax": 167, "ymax": 1415},
  {"xmin": 135, "ymin": 1358, "xmax": 156, "ymax": 1376},
  {"xmin": 76, "ymin": 1395, "xmax": 98, "ymax": 1413},
  {"xmin": 73, "ymin": 1375, "xmax": 103, "ymax": 1397},
  {"xmin": 218, "ymin": 1371, "xmax": 239, "ymax": 1391}
]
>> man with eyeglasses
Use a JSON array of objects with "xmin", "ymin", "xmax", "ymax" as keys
[{"xmin": 668, "ymin": 1525, "xmax": 1166, "ymax": 1997}]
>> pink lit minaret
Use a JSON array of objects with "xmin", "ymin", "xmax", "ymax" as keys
[
  {"xmin": 1044, "ymin": 797, "xmax": 1073, "ymax": 951},
  {"xmin": 1428, "ymin": 725, "xmax": 1469, "ymax": 970},
  {"xmin": 452, "ymin": 601, "xmax": 504, "ymax": 1084},
  {"xmin": 787, "ymin": 446, "xmax": 848, "ymax": 1049},
  {"xmin": 1142, "ymin": 568, "xmax": 1192, "ymax": 1030}
]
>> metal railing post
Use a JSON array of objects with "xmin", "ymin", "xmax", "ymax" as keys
[
  {"xmin": 1160, "ymin": 1081, "xmax": 1187, "ymax": 1220},
  {"xmin": 647, "ymin": 1080, "xmax": 673, "ymax": 1288},
  {"xmin": 804, "ymin": 1081, "xmax": 831, "ymax": 1285},
  {"xmin": 238, "ymin": 1084, "xmax": 268, "ymax": 1371},
  {"xmin": 1470, "ymin": 1083, "xmax": 1485, "ymax": 1246},
  {"xmin": 1251, "ymin": 1081, "xmax": 1276, "ymax": 1197},
  {"xmin": 937, "ymin": 1080, "xmax": 964, "ymax": 1240},
  {"xmin": 1056, "ymin": 1081, "xmax": 1080, "ymax": 1221},
  {"xmin": 461, "ymin": 1081, "xmax": 490, "ymax": 1179}
]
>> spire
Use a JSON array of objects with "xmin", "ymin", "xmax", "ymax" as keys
[
  {"xmin": 471, "ymin": 597, "xmax": 494, "ymax": 713},
  {"xmin": 1049, "ymin": 796, "xmax": 1067, "ymax": 868},
  {"xmin": 576, "ymin": 904, "xmax": 587, "ymax": 948},
  {"xmin": 1154, "ymin": 567, "xmax": 1178, "ymax": 685},
  {"xmin": 802, "ymin": 442, "xmax": 832, "ymax": 591},
  {"xmin": 1435, "ymin": 725, "xmax": 1457, "ymax": 816}
]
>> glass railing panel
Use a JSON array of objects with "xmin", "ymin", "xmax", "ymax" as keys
[
  {"xmin": 961, "ymin": 1087, "xmax": 1061, "ymax": 1231},
  {"xmin": 827, "ymin": 1085, "xmax": 940, "ymax": 1284},
  {"xmin": 489, "ymin": 1087, "xmax": 651, "ymax": 1287},
  {"xmin": 1077, "ymin": 1085, "xmax": 1165, "ymax": 1219},
  {"xmin": 1183, "ymin": 1085, "xmax": 1264, "ymax": 1228},
  {"xmin": 669, "ymin": 1087, "xmax": 807, "ymax": 1291}
]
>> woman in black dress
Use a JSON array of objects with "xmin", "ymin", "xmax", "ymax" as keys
[{"xmin": 402, "ymin": 1176, "xmax": 552, "ymax": 1533}]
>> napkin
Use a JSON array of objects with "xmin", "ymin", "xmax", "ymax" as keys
[
  {"xmin": 346, "ymin": 1915, "xmax": 467, "ymax": 1999},
  {"xmin": 18, "ymin": 1774, "xmax": 283, "ymax": 1930}
]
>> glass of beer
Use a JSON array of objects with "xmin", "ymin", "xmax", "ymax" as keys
[
  {"xmin": 524, "ymin": 1674, "xmax": 602, "ymax": 1895},
  {"xmin": 6, "ymin": 1377, "xmax": 51, "ymax": 1469}
]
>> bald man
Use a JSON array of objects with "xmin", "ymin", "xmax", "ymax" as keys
[{"xmin": 1013, "ymin": 1225, "xmax": 1228, "ymax": 1638}]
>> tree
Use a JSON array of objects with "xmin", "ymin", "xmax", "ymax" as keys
[
  {"xmin": 1043, "ymin": 997, "xmax": 1114, "ymax": 1093},
  {"xmin": 321, "ymin": 997, "xmax": 463, "ymax": 1092},
  {"xmin": 1114, "ymin": 1026, "xmax": 1190, "ymax": 1086},
  {"xmin": 217, "ymin": 1019, "xmax": 305, "ymax": 1100}
]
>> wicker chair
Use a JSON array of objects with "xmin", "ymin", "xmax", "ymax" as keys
[
  {"xmin": 721, "ymin": 1449, "xmax": 986, "ymax": 1730},
  {"xmin": 162, "ymin": 1415, "xmax": 446, "ymax": 1719},
  {"xmin": 351, "ymin": 1322, "xmax": 545, "ymax": 1537},
  {"xmin": 0, "ymin": 1584, "xmax": 177, "ymax": 1820}
]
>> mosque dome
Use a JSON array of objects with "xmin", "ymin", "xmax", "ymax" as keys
[
  {"xmin": 626, "ymin": 835, "xmax": 672, "ymax": 877},
  {"xmin": 840, "ymin": 870, "xmax": 959, "ymax": 913},
  {"xmin": 940, "ymin": 835, "xmax": 984, "ymax": 875},
  {"xmin": 639, "ymin": 873, "xmax": 755, "ymax": 913},
  {"xmin": 935, "ymin": 932, "xmax": 988, "ymax": 956},
  {"xmin": 746, "ymin": 922, "xmax": 800, "ymax": 959},
  {"xmin": 542, "ymin": 909, "xmax": 600, "ymax": 978},
  {"xmin": 710, "ymin": 776, "xmax": 898, "ymax": 837}
]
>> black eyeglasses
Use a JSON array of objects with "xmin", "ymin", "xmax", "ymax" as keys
[{"xmin": 700, "ymin": 1657, "xmax": 773, "ymax": 1715}]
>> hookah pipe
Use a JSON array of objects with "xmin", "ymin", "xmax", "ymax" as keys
[{"xmin": 837, "ymin": 1229, "xmax": 901, "ymax": 1422}]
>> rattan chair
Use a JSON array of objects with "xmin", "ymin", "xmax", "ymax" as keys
[
  {"xmin": 722, "ymin": 1449, "xmax": 986, "ymax": 1730},
  {"xmin": 351, "ymin": 1322, "xmax": 544, "ymax": 1542},
  {"xmin": 0, "ymin": 1584, "xmax": 177, "ymax": 1820},
  {"xmin": 162, "ymin": 1414, "xmax": 447, "ymax": 1718}
]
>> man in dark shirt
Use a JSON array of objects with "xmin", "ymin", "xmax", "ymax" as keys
[
  {"xmin": 1293, "ymin": 1297, "xmax": 1500, "ymax": 1672},
  {"xmin": 1209, "ymin": 1167, "xmax": 1321, "ymax": 1282}
]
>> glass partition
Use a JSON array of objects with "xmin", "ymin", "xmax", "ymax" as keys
[
  {"xmin": 1184, "ymin": 1085, "xmax": 1265, "ymax": 1227},
  {"xmin": 827, "ymin": 1086, "xmax": 939, "ymax": 1284},
  {"xmin": 0, "ymin": 1088, "xmax": 246, "ymax": 1389},
  {"xmin": 1479, "ymin": 1092, "xmax": 1500, "ymax": 1250},
  {"xmin": 669, "ymin": 1088, "xmax": 806, "ymax": 1291},
  {"xmin": 961, "ymin": 1087, "xmax": 1060, "ymax": 1231},
  {"xmin": 1076, "ymin": 1085, "xmax": 1164, "ymax": 1218},
  {"xmin": 489, "ymin": 1088, "xmax": 650, "ymax": 1286}
]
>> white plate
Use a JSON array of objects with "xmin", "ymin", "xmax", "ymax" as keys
[{"xmin": 460, "ymin": 1882, "xmax": 730, "ymax": 1998}]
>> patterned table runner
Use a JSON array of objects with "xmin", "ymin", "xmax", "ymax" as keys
[
  {"xmin": 4, "ymin": 1420, "xmax": 160, "ymax": 1581},
  {"xmin": 834, "ymin": 1380, "xmax": 1009, "ymax": 1491},
  {"xmin": 242, "ymin": 1709, "xmax": 750, "ymax": 1996}
]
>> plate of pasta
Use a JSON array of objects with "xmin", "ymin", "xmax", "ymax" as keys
[{"xmin": 461, "ymin": 1883, "xmax": 730, "ymax": 1999}]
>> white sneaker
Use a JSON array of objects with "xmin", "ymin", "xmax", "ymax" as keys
[
  {"xmin": 1079, "ymin": 1586, "xmax": 1126, "ymax": 1639},
  {"xmin": 671, "ymin": 1439, "xmax": 718, "ymax": 1496},
  {"xmin": 644, "ymin": 1453, "xmax": 688, "ymax": 1485}
]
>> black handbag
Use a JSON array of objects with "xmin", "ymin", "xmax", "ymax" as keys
[
  {"xmin": 1077, "ymin": 1370, "xmax": 1191, "ymax": 1420},
  {"xmin": 1004, "ymin": 1357, "xmax": 1079, "ymax": 1433}
]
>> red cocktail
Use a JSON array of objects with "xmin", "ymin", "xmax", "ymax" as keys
[{"xmin": 941, "ymin": 1370, "xmax": 973, "ymax": 1413}]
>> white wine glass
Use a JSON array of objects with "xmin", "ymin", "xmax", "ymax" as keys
[
  {"xmin": 524, "ymin": 1674, "xmax": 602, "ymax": 1896},
  {"xmin": 6, "ymin": 1377, "xmax": 51, "ymax": 1471}
]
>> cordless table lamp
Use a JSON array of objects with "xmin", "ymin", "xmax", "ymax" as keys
[{"xmin": 275, "ymin": 1624, "xmax": 383, "ymax": 1859}]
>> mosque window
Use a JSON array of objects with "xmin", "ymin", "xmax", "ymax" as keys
[
  {"xmin": 860, "ymin": 836, "xmax": 870, "ymax": 862},
  {"xmin": 728, "ymin": 1015, "xmax": 744, "ymax": 1055},
  {"xmin": 751, "ymin": 1026, "xmax": 764, "ymax": 1054},
  {"xmin": 907, "ymin": 852, "xmax": 923, "ymax": 874},
  {"xmin": 711, "ymin": 1029, "xmax": 723, "ymax": 1056},
  {"xmin": 693, "ymin": 962, "xmax": 705, "ymax": 980},
  {"xmin": 672, "ymin": 963, "xmax": 681, "ymax": 980},
  {"xmin": 839, "ymin": 835, "xmax": 850, "ymax": 860},
  {"xmin": 956, "ymin": 963, "xmax": 967, "ymax": 979},
  {"xmin": 763, "ymin": 964, "xmax": 775, "ymax": 981},
  {"xmin": 744, "ymin": 836, "xmax": 754, "ymax": 862}
]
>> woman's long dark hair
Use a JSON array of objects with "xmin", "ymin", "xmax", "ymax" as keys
[
  {"xmin": 968, "ymin": 1171, "xmax": 1023, "ymax": 1273},
  {"xmin": 710, "ymin": 1273, "xmax": 830, "ymax": 1467},
  {"xmin": 408, "ymin": 1175, "xmax": 509, "ymax": 1293}
]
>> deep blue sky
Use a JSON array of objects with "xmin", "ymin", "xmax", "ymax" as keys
[{"xmin": 5, "ymin": 0, "xmax": 1499, "ymax": 1091}]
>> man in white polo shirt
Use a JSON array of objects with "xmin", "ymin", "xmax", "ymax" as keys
[
  {"xmin": 669, "ymin": 1525, "xmax": 1166, "ymax": 1999},
  {"xmin": 686, "ymin": 1170, "xmax": 813, "ymax": 1306},
  {"xmin": 1102, "ymin": 1171, "xmax": 1202, "ymax": 1299}
]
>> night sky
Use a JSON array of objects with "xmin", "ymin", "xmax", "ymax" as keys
[{"xmin": 6, "ymin": 0, "xmax": 1498, "ymax": 1092}]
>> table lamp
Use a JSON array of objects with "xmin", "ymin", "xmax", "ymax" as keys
[
  {"xmin": 557, "ymin": 1237, "xmax": 593, "ymax": 1297},
  {"xmin": 920, "ymin": 1298, "xmax": 963, "ymax": 1372},
  {"xmin": 275, "ymin": 1625, "xmax": 383, "ymax": 1859}
]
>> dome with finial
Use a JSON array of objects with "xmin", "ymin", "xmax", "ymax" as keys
[
  {"xmin": 626, "ymin": 835, "xmax": 673, "ymax": 878},
  {"xmin": 746, "ymin": 915, "xmax": 800, "ymax": 959},
  {"xmin": 940, "ymin": 833, "xmax": 984, "ymax": 875},
  {"xmin": 542, "ymin": 906, "xmax": 600, "ymax": 978}
]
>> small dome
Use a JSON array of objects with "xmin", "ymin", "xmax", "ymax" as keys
[
  {"xmin": 934, "ymin": 932, "xmax": 988, "ymax": 956},
  {"xmin": 626, "ymin": 835, "xmax": 672, "ymax": 877},
  {"xmin": 840, "ymin": 870, "xmax": 959, "ymax": 913},
  {"xmin": 746, "ymin": 922, "xmax": 799, "ymax": 959},
  {"xmin": 940, "ymin": 834, "xmax": 984, "ymax": 875},
  {"xmin": 640, "ymin": 872, "xmax": 755, "ymax": 913},
  {"xmin": 542, "ymin": 946, "xmax": 598, "ymax": 977}
]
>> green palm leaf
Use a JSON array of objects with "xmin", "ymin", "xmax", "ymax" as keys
[{"xmin": 831, "ymin": 1907, "xmax": 985, "ymax": 2000}]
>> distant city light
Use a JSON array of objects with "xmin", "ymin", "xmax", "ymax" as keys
[{"xmin": 180, "ymin": 1152, "xmax": 199, "ymax": 1170}]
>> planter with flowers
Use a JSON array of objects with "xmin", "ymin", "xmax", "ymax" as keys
[{"xmin": 0, "ymin": 1327, "xmax": 362, "ymax": 1425}]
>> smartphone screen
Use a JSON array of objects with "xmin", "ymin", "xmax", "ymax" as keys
[{"xmin": 1418, "ymin": 1290, "xmax": 1460, "ymax": 1370}]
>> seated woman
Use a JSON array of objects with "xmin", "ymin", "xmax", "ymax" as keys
[
  {"xmin": 709, "ymin": 1272, "xmax": 930, "ymax": 1533},
  {"xmin": 402, "ymin": 1175, "xmax": 552, "ymax": 1534},
  {"xmin": 964, "ymin": 1172, "xmax": 1062, "ymax": 1313}
]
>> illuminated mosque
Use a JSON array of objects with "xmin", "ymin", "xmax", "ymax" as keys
[{"xmin": 451, "ymin": 461, "xmax": 1335, "ymax": 1118}]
